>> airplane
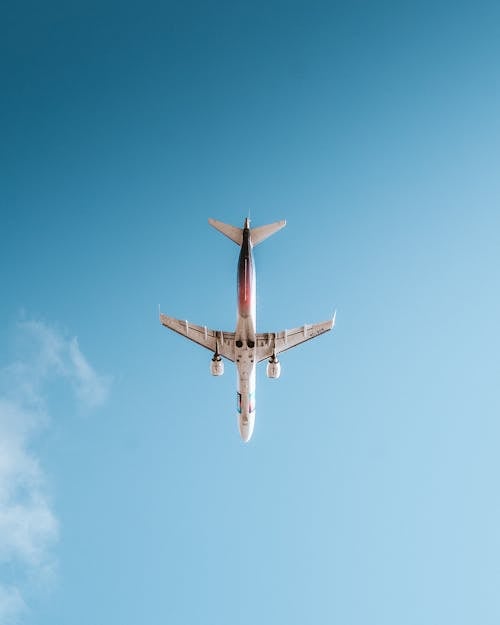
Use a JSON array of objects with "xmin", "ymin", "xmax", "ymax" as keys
[{"xmin": 160, "ymin": 217, "xmax": 335, "ymax": 442}]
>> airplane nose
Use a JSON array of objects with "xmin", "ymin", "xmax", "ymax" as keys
[
  {"xmin": 240, "ymin": 426, "xmax": 251, "ymax": 443},
  {"xmin": 238, "ymin": 416, "xmax": 255, "ymax": 443}
]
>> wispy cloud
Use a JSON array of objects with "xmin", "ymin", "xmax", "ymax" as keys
[
  {"xmin": 68, "ymin": 337, "xmax": 110, "ymax": 407},
  {"xmin": 0, "ymin": 319, "xmax": 110, "ymax": 623}
]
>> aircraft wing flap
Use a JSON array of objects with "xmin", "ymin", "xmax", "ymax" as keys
[
  {"xmin": 255, "ymin": 316, "xmax": 335, "ymax": 363},
  {"xmin": 160, "ymin": 313, "xmax": 235, "ymax": 362}
]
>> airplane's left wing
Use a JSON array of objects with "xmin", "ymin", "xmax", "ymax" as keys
[
  {"xmin": 159, "ymin": 313, "xmax": 235, "ymax": 362},
  {"xmin": 255, "ymin": 314, "xmax": 335, "ymax": 363}
]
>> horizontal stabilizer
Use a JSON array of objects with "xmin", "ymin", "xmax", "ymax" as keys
[
  {"xmin": 209, "ymin": 217, "xmax": 286, "ymax": 246},
  {"xmin": 251, "ymin": 220, "xmax": 286, "ymax": 246},
  {"xmin": 208, "ymin": 218, "xmax": 243, "ymax": 245}
]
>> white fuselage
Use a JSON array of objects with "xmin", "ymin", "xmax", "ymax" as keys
[{"xmin": 235, "ymin": 223, "xmax": 257, "ymax": 441}]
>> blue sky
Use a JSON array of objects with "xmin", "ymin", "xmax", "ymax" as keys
[{"xmin": 1, "ymin": 1, "xmax": 500, "ymax": 623}]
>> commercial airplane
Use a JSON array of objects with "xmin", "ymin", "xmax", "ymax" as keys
[{"xmin": 160, "ymin": 218, "xmax": 335, "ymax": 442}]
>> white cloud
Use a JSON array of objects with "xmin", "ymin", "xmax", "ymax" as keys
[
  {"xmin": 0, "ymin": 586, "xmax": 27, "ymax": 625},
  {"xmin": 0, "ymin": 319, "xmax": 110, "ymax": 623},
  {"xmin": 0, "ymin": 400, "xmax": 58, "ymax": 567}
]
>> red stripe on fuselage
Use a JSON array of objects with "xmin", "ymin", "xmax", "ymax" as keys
[{"xmin": 237, "ymin": 229, "xmax": 254, "ymax": 317}]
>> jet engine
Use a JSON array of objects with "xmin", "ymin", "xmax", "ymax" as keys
[
  {"xmin": 266, "ymin": 357, "xmax": 281, "ymax": 379},
  {"xmin": 210, "ymin": 355, "xmax": 224, "ymax": 376}
]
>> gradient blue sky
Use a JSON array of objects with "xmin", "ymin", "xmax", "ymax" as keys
[{"xmin": 2, "ymin": 1, "xmax": 500, "ymax": 623}]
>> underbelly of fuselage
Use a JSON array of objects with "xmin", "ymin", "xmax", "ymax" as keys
[
  {"xmin": 235, "ymin": 311, "xmax": 257, "ymax": 438},
  {"xmin": 236, "ymin": 230, "xmax": 257, "ymax": 442}
]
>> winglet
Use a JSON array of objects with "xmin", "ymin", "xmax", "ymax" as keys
[{"xmin": 332, "ymin": 310, "xmax": 337, "ymax": 328}]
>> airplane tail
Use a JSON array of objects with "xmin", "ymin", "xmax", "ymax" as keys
[{"xmin": 208, "ymin": 218, "xmax": 286, "ymax": 246}]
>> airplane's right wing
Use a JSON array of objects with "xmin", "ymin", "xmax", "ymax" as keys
[{"xmin": 255, "ymin": 315, "xmax": 335, "ymax": 363}]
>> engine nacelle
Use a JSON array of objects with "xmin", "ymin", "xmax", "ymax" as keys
[
  {"xmin": 210, "ymin": 357, "xmax": 224, "ymax": 376},
  {"xmin": 266, "ymin": 359, "xmax": 281, "ymax": 379}
]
